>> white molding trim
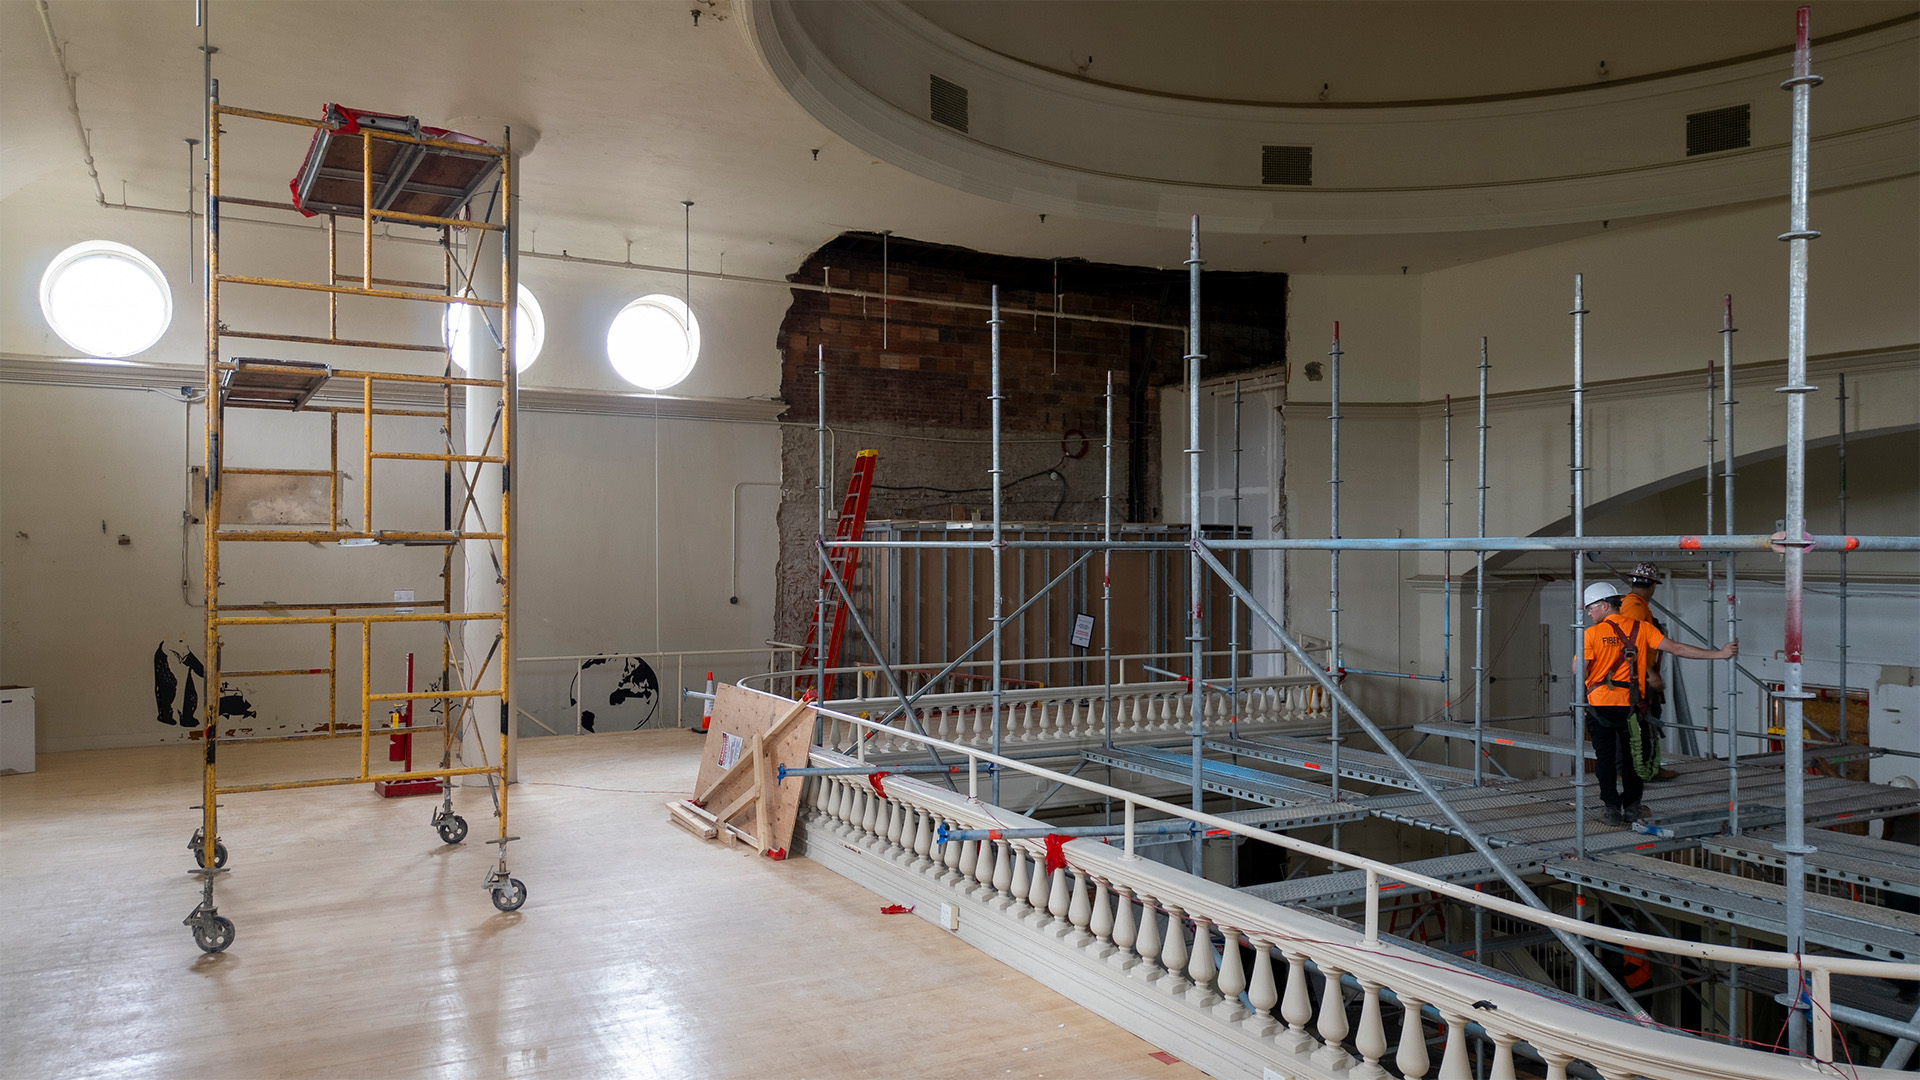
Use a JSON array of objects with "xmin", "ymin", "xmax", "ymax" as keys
[{"xmin": 0, "ymin": 354, "xmax": 789, "ymax": 423}]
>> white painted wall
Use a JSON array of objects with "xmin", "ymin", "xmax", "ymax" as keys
[
  {"xmin": 1279, "ymin": 174, "xmax": 1918, "ymax": 734},
  {"xmin": 1, "ymin": 179, "xmax": 794, "ymax": 752}
]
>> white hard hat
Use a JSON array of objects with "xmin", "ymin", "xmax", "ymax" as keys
[{"xmin": 1584, "ymin": 581, "xmax": 1626, "ymax": 607}]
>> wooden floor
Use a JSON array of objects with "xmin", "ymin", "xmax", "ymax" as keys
[{"xmin": 2, "ymin": 730, "xmax": 1201, "ymax": 1079}]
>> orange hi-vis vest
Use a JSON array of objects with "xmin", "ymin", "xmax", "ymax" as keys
[{"xmin": 1584, "ymin": 615, "xmax": 1665, "ymax": 709}]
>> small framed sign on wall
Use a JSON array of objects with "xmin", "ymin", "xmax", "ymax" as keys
[{"xmin": 1070, "ymin": 613, "xmax": 1095, "ymax": 650}]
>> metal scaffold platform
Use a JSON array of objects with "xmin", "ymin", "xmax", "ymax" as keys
[
  {"xmin": 1545, "ymin": 852, "xmax": 1920, "ymax": 962},
  {"xmin": 1207, "ymin": 732, "xmax": 1481, "ymax": 790},
  {"xmin": 183, "ymin": 87, "xmax": 525, "ymax": 953},
  {"xmin": 1705, "ymin": 827, "xmax": 1920, "ymax": 899}
]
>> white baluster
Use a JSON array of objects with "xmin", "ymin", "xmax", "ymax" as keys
[
  {"xmin": 1312, "ymin": 964, "xmax": 1355, "ymax": 1069},
  {"xmin": 1244, "ymin": 939, "xmax": 1279, "ymax": 1036},
  {"xmin": 1278, "ymin": 950, "xmax": 1316, "ymax": 1052},
  {"xmin": 1132, "ymin": 896, "xmax": 1163, "ymax": 980},
  {"xmin": 1109, "ymin": 886, "xmax": 1140, "ymax": 971},
  {"xmin": 1540, "ymin": 1051, "xmax": 1572, "ymax": 1080},
  {"xmin": 1087, "ymin": 877, "xmax": 1114, "ymax": 957},
  {"xmin": 1157, "ymin": 907, "xmax": 1191, "ymax": 994},
  {"xmin": 940, "ymin": 819, "xmax": 964, "ymax": 882},
  {"xmin": 824, "ymin": 780, "xmax": 844, "ymax": 829},
  {"xmin": 910, "ymin": 809, "xmax": 933, "ymax": 871},
  {"xmin": 1352, "ymin": 979, "xmax": 1389, "ymax": 1080},
  {"xmin": 957, "ymin": 836, "xmax": 979, "ymax": 886},
  {"xmin": 1046, "ymin": 866, "xmax": 1072, "ymax": 936},
  {"xmin": 1213, "ymin": 928, "xmax": 1248, "ymax": 1022},
  {"xmin": 1437, "ymin": 1012, "xmax": 1471, "ymax": 1080},
  {"xmin": 1489, "ymin": 1033, "xmax": 1517, "ymax": 1080},
  {"xmin": 991, "ymin": 840, "xmax": 1015, "ymax": 909},
  {"xmin": 1067, "ymin": 869, "xmax": 1093, "ymax": 945},
  {"xmin": 860, "ymin": 789, "xmax": 880, "ymax": 845},
  {"xmin": 1025, "ymin": 849, "xmax": 1051, "ymax": 925},
  {"xmin": 1184, "ymin": 916, "xmax": 1219, "ymax": 1007},
  {"xmin": 1396, "ymin": 996, "xmax": 1430, "ymax": 1080},
  {"xmin": 885, "ymin": 798, "xmax": 908, "ymax": 857},
  {"xmin": 970, "ymin": 835, "xmax": 996, "ymax": 899},
  {"xmin": 1008, "ymin": 844, "xmax": 1030, "ymax": 912}
]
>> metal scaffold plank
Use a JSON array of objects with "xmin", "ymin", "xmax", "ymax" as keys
[
  {"xmin": 1081, "ymin": 745, "xmax": 1331, "ymax": 806},
  {"xmin": 1241, "ymin": 844, "xmax": 1564, "ymax": 909},
  {"xmin": 1544, "ymin": 854, "xmax": 1920, "ymax": 961},
  {"xmin": 1705, "ymin": 830, "xmax": 1920, "ymax": 898},
  {"xmin": 1206, "ymin": 734, "xmax": 1477, "ymax": 790}
]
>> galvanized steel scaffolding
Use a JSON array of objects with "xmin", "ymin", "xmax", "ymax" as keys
[{"xmin": 799, "ymin": 9, "xmax": 1917, "ymax": 1040}]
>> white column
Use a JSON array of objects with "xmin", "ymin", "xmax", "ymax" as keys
[{"xmin": 458, "ymin": 167, "xmax": 505, "ymax": 786}]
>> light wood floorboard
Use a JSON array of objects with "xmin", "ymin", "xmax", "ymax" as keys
[{"xmin": 1, "ymin": 729, "xmax": 1202, "ymax": 1079}]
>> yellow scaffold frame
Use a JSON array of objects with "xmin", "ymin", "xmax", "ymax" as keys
[{"xmin": 184, "ymin": 83, "xmax": 523, "ymax": 953}]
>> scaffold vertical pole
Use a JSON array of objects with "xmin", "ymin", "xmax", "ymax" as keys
[
  {"xmin": 1328, "ymin": 322, "xmax": 1343, "ymax": 817},
  {"xmin": 1442, "ymin": 394, "xmax": 1453, "ymax": 731},
  {"xmin": 1570, "ymin": 276, "xmax": 1590, "ymax": 861},
  {"xmin": 1474, "ymin": 339, "xmax": 1489, "ymax": 785},
  {"xmin": 1185, "ymin": 217, "xmax": 1207, "ymax": 872},
  {"xmin": 990, "ymin": 286, "xmax": 1005, "ymax": 805},
  {"xmin": 1721, "ymin": 296, "xmax": 1740, "ymax": 833},
  {"xmin": 1103, "ymin": 370, "xmax": 1115, "ymax": 749},
  {"xmin": 1778, "ymin": 6, "xmax": 1821, "ymax": 1053}
]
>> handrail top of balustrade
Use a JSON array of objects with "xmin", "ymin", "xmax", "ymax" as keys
[
  {"xmin": 787, "ymin": 693, "xmax": 1920, "ymax": 987},
  {"xmin": 821, "ymin": 674, "xmax": 1322, "ymax": 712}
]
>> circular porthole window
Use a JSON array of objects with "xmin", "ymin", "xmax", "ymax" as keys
[
  {"xmin": 606, "ymin": 294, "xmax": 700, "ymax": 391},
  {"xmin": 38, "ymin": 240, "xmax": 173, "ymax": 358},
  {"xmin": 445, "ymin": 283, "xmax": 544, "ymax": 372}
]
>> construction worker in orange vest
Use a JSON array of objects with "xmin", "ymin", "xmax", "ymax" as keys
[{"xmin": 1574, "ymin": 581, "xmax": 1737, "ymax": 825}]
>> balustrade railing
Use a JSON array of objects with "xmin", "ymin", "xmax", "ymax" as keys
[
  {"xmin": 817, "ymin": 676, "xmax": 1330, "ymax": 755},
  {"xmin": 784, "ymin": 687, "xmax": 1917, "ymax": 1079}
]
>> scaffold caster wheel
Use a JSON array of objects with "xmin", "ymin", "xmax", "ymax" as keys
[
  {"xmin": 490, "ymin": 878, "xmax": 527, "ymax": 912},
  {"xmin": 192, "ymin": 841, "xmax": 229, "ymax": 869},
  {"xmin": 437, "ymin": 815, "xmax": 468, "ymax": 845},
  {"xmin": 190, "ymin": 913, "xmax": 236, "ymax": 954}
]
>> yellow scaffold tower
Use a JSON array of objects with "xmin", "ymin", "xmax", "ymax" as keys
[{"xmin": 184, "ymin": 83, "xmax": 523, "ymax": 953}]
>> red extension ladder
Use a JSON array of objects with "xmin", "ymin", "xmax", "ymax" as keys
[{"xmin": 799, "ymin": 450, "xmax": 878, "ymax": 698}]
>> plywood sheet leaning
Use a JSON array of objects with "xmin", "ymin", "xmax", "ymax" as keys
[{"xmin": 668, "ymin": 684, "xmax": 814, "ymax": 856}]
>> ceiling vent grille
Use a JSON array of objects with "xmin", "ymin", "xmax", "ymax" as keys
[
  {"xmin": 1262, "ymin": 145, "xmax": 1313, "ymax": 186},
  {"xmin": 1686, "ymin": 104, "xmax": 1751, "ymax": 156},
  {"xmin": 930, "ymin": 75, "xmax": 969, "ymax": 133}
]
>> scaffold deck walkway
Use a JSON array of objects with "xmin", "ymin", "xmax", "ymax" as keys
[
  {"xmin": 1706, "ymin": 828, "xmax": 1920, "ymax": 898},
  {"xmin": 1082, "ymin": 745, "xmax": 1334, "ymax": 806},
  {"xmin": 1545, "ymin": 853, "xmax": 1920, "ymax": 961},
  {"xmin": 1207, "ymin": 733, "xmax": 1480, "ymax": 790},
  {"xmin": 1241, "ymin": 843, "xmax": 1562, "ymax": 909}
]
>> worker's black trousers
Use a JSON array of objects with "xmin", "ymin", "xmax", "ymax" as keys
[{"xmin": 1585, "ymin": 706, "xmax": 1644, "ymax": 810}]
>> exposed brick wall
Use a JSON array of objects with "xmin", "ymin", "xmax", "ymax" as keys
[{"xmin": 773, "ymin": 233, "xmax": 1286, "ymax": 648}]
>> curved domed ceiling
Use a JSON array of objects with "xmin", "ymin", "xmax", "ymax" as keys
[{"xmin": 743, "ymin": 0, "xmax": 1919, "ymax": 235}]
